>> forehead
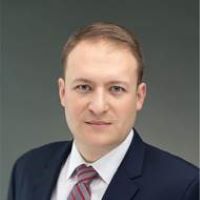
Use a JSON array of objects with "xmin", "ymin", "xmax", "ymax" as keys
[
  {"xmin": 67, "ymin": 40, "xmax": 137, "ymax": 65},
  {"xmin": 65, "ymin": 40, "xmax": 138, "ymax": 82}
]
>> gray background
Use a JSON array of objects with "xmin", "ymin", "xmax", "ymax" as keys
[{"xmin": 1, "ymin": 0, "xmax": 198, "ymax": 199}]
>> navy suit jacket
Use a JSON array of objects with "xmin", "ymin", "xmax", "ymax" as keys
[{"xmin": 8, "ymin": 130, "xmax": 199, "ymax": 200}]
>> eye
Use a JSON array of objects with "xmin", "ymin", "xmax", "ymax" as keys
[
  {"xmin": 75, "ymin": 84, "xmax": 92, "ymax": 93},
  {"xmin": 110, "ymin": 86, "xmax": 126, "ymax": 94}
]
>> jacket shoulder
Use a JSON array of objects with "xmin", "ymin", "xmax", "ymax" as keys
[
  {"xmin": 18, "ymin": 141, "xmax": 70, "ymax": 162},
  {"xmin": 8, "ymin": 141, "xmax": 72, "ymax": 199},
  {"xmin": 13, "ymin": 141, "xmax": 71, "ymax": 174},
  {"xmin": 144, "ymin": 142, "xmax": 198, "ymax": 178}
]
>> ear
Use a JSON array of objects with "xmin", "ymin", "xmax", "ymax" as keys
[
  {"xmin": 58, "ymin": 78, "xmax": 66, "ymax": 107},
  {"xmin": 136, "ymin": 82, "xmax": 147, "ymax": 111}
]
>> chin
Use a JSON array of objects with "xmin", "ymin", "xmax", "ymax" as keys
[{"xmin": 85, "ymin": 136, "xmax": 120, "ymax": 149}]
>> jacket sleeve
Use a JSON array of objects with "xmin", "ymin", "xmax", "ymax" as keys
[
  {"xmin": 181, "ymin": 176, "xmax": 199, "ymax": 200},
  {"xmin": 7, "ymin": 161, "xmax": 18, "ymax": 200},
  {"xmin": 7, "ymin": 157, "xmax": 25, "ymax": 200}
]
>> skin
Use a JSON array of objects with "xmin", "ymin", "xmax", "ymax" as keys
[{"xmin": 58, "ymin": 40, "xmax": 146, "ymax": 162}]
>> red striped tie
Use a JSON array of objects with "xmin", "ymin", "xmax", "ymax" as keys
[{"xmin": 67, "ymin": 164, "xmax": 98, "ymax": 200}]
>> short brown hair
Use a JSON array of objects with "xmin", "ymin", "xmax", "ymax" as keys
[{"xmin": 61, "ymin": 22, "xmax": 144, "ymax": 83}]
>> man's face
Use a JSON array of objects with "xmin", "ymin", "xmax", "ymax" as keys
[{"xmin": 58, "ymin": 40, "xmax": 146, "ymax": 154}]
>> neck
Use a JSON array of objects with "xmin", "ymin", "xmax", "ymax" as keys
[{"xmin": 75, "ymin": 142, "xmax": 116, "ymax": 163}]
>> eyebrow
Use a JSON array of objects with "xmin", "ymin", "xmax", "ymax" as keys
[
  {"xmin": 72, "ymin": 78, "xmax": 94, "ymax": 84},
  {"xmin": 108, "ymin": 81, "xmax": 128, "ymax": 86},
  {"xmin": 72, "ymin": 78, "xmax": 128, "ymax": 86}
]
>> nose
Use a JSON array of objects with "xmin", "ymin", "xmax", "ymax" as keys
[{"xmin": 88, "ymin": 89, "xmax": 109, "ymax": 115}]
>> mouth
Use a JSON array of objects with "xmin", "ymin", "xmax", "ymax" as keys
[{"xmin": 85, "ymin": 121, "xmax": 112, "ymax": 127}]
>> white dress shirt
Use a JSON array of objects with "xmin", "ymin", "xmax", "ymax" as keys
[{"xmin": 51, "ymin": 129, "xmax": 134, "ymax": 200}]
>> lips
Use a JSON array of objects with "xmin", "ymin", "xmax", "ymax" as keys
[{"xmin": 85, "ymin": 121, "xmax": 112, "ymax": 125}]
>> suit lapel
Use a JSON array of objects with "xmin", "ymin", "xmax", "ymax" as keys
[
  {"xmin": 33, "ymin": 141, "xmax": 72, "ymax": 200},
  {"xmin": 30, "ymin": 130, "xmax": 145, "ymax": 200},
  {"xmin": 102, "ymin": 130, "xmax": 145, "ymax": 200}
]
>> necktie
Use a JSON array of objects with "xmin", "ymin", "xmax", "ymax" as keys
[{"xmin": 67, "ymin": 164, "xmax": 98, "ymax": 200}]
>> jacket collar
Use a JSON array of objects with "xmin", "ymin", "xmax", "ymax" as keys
[
  {"xmin": 33, "ymin": 141, "xmax": 73, "ymax": 200},
  {"xmin": 102, "ymin": 129, "xmax": 145, "ymax": 200},
  {"xmin": 34, "ymin": 129, "xmax": 145, "ymax": 200}
]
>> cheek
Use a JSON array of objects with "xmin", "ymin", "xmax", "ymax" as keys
[
  {"xmin": 118, "ymin": 96, "xmax": 136, "ymax": 113},
  {"xmin": 65, "ymin": 94, "xmax": 87, "ymax": 118},
  {"xmin": 116, "ymin": 97, "xmax": 137, "ymax": 122}
]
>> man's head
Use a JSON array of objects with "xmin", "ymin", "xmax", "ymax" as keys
[
  {"xmin": 61, "ymin": 22, "xmax": 144, "ymax": 84},
  {"xmin": 58, "ymin": 22, "xmax": 146, "ymax": 162}
]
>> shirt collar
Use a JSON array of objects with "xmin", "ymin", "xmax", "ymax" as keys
[
  {"xmin": 66, "ymin": 129, "xmax": 134, "ymax": 184},
  {"xmin": 65, "ymin": 142, "xmax": 86, "ymax": 180}
]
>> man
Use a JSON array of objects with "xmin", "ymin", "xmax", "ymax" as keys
[{"xmin": 8, "ymin": 22, "xmax": 199, "ymax": 200}]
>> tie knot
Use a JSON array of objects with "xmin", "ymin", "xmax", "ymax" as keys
[{"xmin": 75, "ymin": 164, "xmax": 98, "ymax": 184}]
